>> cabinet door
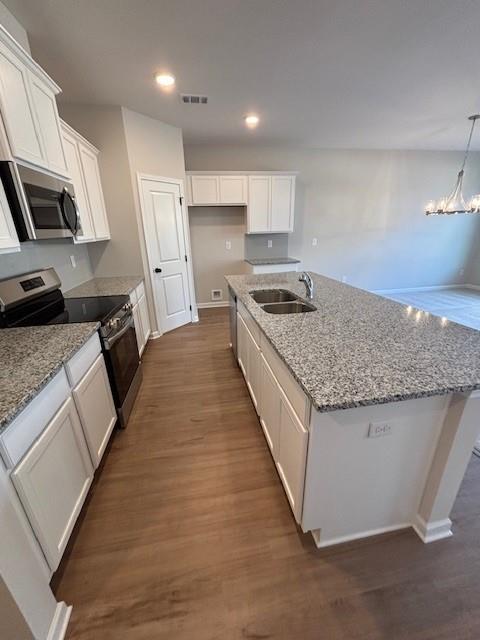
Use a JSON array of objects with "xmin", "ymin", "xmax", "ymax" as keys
[
  {"xmin": 138, "ymin": 294, "xmax": 151, "ymax": 349},
  {"xmin": 133, "ymin": 302, "xmax": 144, "ymax": 356},
  {"xmin": 190, "ymin": 175, "xmax": 219, "ymax": 205},
  {"xmin": 277, "ymin": 390, "xmax": 308, "ymax": 522},
  {"xmin": 0, "ymin": 177, "xmax": 19, "ymax": 253},
  {"xmin": 0, "ymin": 42, "xmax": 43, "ymax": 167},
  {"xmin": 11, "ymin": 397, "xmax": 93, "ymax": 571},
  {"xmin": 246, "ymin": 326, "xmax": 261, "ymax": 413},
  {"xmin": 62, "ymin": 128, "xmax": 96, "ymax": 242},
  {"xmin": 260, "ymin": 355, "xmax": 281, "ymax": 456},
  {"xmin": 73, "ymin": 354, "xmax": 117, "ymax": 468},
  {"xmin": 247, "ymin": 176, "xmax": 270, "ymax": 233},
  {"xmin": 28, "ymin": 73, "xmax": 67, "ymax": 176},
  {"xmin": 79, "ymin": 144, "xmax": 110, "ymax": 239},
  {"xmin": 237, "ymin": 312, "xmax": 248, "ymax": 377},
  {"xmin": 219, "ymin": 175, "xmax": 247, "ymax": 204},
  {"xmin": 271, "ymin": 175, "xmax": 295, "ymax": 232}
]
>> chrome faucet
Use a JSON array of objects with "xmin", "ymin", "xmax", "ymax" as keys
[{"xmin": 299, "ymin": 272, "xmax": 314, "ymax": 299}]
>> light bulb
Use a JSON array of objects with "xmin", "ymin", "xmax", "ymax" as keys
[
  {"xmin": 245, "ymin": 114, "xmax": 260, "ymax": 128},
  {"xmin": 155, "ymin": 73, "xmax": 175, "ymax": 88}
]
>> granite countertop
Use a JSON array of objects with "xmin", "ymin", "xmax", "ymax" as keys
[
  {"xmin": 226, "ymin": 272, "xmax": 480, "ymax": 412},
  {"xmin": 245, "ymin": 257, "xmax": 300, "ymax": 265},
  {"xmin": 65, "ymin": 276, "xmax": 143, "ymax": 298},
  {"xmin": 0, "ymin": 323, "xmax": 99, "ymax": 433}
]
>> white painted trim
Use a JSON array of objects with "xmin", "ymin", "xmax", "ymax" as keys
[
  {"xmin": 464, "ymin": 283, "xmax": 480, "ymax": 291},
  {"xmin": 311, "ymin": 523, "xmax": 411, "ymax": 549},
  {"xmin": 47, "ymin": 602, "xmax": 72, "ymax": 640},
  {"xmin": 149, "ymin": 331, "xmax": 162, "ymax": 340},
  {"xmin": 197, "ymin": 301, "xmax": 229, "ymax": 309},
  {"xmin": 412, "ymin": 514, "xmax": 452, "ymax": 543}
]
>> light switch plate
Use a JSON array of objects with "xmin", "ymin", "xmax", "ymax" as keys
[
  {"xmin": 70, "ymin": 255, "xmax": 76, "ymax": 268},
  {"xmin": 267, "ymin": 240, "xmax": 273, "ymax": 248},
  {"xmin": 225, "ymin": 240, "xmax": 231, "ymax": 250}
]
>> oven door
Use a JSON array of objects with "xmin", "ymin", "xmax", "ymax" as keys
[
  {"xmin": 102, "ymin": 316, "xmax": 140, "ymax": 407},
  {"xmin": 17, "ymin": 164, "xmax": 80, "ymax": 239}
]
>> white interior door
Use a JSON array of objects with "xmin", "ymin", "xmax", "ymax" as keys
[{"xmin": 139, "ymin": 177, "xmax": 191, "ymax": 333}]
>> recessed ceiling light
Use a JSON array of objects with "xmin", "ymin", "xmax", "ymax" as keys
[
  {"xmin": 155, "ymin": 73, "xmax": 176, "ymax": 88},
  {"xmin": 245, "ymin": 114, "xmax": 260, "ymax": 128}
]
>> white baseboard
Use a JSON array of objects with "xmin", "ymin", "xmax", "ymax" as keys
[
  {"xmin": 197, "ymin": 301, "xmax": 229, "ymax": 309},
  {"xmin": 47, "ymin": 602, "xmax": 72, "ymax": 640},
  {"xmin": 149, "ymin": 330, "xmax": 162, "ymax": 340},
  {"xmin": 311, "ymin": 522, "xmax": 411, "ymax": 548},
  {"xmin": 412, "ymin": 515, "xmax": 452, "ymax": 543}
]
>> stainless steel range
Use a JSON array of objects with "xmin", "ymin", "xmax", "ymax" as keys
[{"xmin": 0, "ymin": 268, "xmax": 142, "ymax": 428}]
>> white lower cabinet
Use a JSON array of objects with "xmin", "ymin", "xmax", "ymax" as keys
[
  {"xmin": 277, "ymin": 389, "xmax": 309, "ymax": 522},
  {"xmin": 237, "ymin": 312, "xmax": 261, "ymax": 412},
  {"xmin": 260, "ymin": 355, "xmax": 281, "ymax": 455},
  {"xmin": 11, "ymin": 397, "xmax": 93, "ymax": 571},
  {"xmin": 238, "ymin": 303, "xmax": 310, "ymax": 523},
  {"xmin": 72, "ymin": 354, "xmax": 117, "ymax": 469},
  {"xmin": 131, "ymin": 281, "xmax": 151, "ymax": 357}
]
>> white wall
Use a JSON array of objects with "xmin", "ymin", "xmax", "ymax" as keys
[
  {"xmin": 0, "ymin": 0, "xmax": 30, "ymax": 52},
  {"xmin": 185, "ymin": 146, "xmax": 480, "ymax": 291},
  {"xmin": 59, "ymin": 104, "xmax": 142, "ymax": 279},
  {"xmin": 189, "ymin": 207, "xmax": 247, "ymax": 304},
  {"xmin": 0, "ymin": 240, "xmax": 93, "ymax": 291},
  {"xmin": 121, "ymin": 108, "xmax": 189, "ymax": 331}
]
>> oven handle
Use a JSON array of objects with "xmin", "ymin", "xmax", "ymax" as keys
[{"xmin": 103, "ymin": 316, "xmax": 134, "ymax": 350}]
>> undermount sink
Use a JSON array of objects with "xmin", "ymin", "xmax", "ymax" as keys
[
  {"xmin": 262, "ymin": 301, "xmax": 317, "ymax": 314},
  {"xmin": 250, "ymin": 289, "xmax": 298, "ymax": 303}
]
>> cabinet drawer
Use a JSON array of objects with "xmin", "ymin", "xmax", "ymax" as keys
[
  {"xmin": 0, "ymin": 369, "xmax": 70, "ymax": 469},
  {"xmin": 237, "ymin": 299, "xmax": 261, "ymax": 346},
  {"xmin": 65, "ymin": 332, "xmax": 101, "ymax": 388},
  {"xmin": 260, "ymin": 333, "xmax": 310, "ymax": 427}
]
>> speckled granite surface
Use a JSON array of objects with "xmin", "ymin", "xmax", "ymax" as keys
[
  {"xmin": 226, "ymin": 272, "xmax": 480, "ymax": 412},
  {"xmin": 0, "ymin": 323, "xmax": 99, "ymax": 432},
  {"xmin": 245, "ymin": 257, "xmax": 300, "ymax": 266},
  {"xmin": 65, "ymin": 276, "xmax": 143, "ymax": 298}
]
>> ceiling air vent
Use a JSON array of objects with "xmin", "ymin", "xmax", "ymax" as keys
[{"xmin": 181, "ymin": 94, "xmax": 208, "ymax": 105}]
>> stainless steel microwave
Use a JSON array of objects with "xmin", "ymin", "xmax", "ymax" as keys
[{"xmin": 0, "ymin": 161, "xmax": 80, "ymax": 240}]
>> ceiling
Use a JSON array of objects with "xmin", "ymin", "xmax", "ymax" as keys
[{"xmin": 4, "ymin": 0, "xmax": 480, "ymax": 149}]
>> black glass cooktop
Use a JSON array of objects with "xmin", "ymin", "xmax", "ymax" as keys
[
  {"xmin": 0, "ymin": 290, "xmax": 129, "ymax": 328},
  {"xmin": 51, "ymin": 296, "xmax": 128, "ymax": 324}
]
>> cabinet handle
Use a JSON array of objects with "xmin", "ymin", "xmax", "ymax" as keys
[{"xmin": 154, "ymin": 268, "xmax": 162, "ymax": 273}]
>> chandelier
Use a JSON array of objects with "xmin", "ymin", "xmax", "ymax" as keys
[{"xmin": 425, "ymin": 114, "xmax": 480, "ymax": 215}]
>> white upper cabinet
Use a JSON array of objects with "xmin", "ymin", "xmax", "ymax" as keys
[
  {"xmin": 79, "ymin": 144, "xmax": 110, "ymax": 240},
  {"xmin": 248, "ymin": 174, "xmax": 296, "ymax": 234},
  {"xmin": 0, "ymin": 27, "xmax": 68, "ymax": 177},
  {"xmin": 219, "ymin": 175, "xmax": 247, "ymax": 204},
  {"xmin": 186, "ymin": 172, "xmax": 296, "ymax": 233},
  {"xmin": 61, "ymin": 121, "xmax": 110, "ymax": 242},
  {"xmin": 188, "ymin": 174, "xmax": 248, "ymax": 206},
  {"xmin": 247, "ymin": 175, "xmax": 270, "ymax": 233},
  {"xmin": 0, "ymin": 175, "xmax": 19, "ymax": 253},
  {"xmin": 270, "ymin": 175, "xmax": 295, "ymax": 232}
]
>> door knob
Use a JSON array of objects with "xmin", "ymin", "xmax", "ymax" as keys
[{"xmin": 154, "ymin": 268, "xmax": 162, "ymax": 273}]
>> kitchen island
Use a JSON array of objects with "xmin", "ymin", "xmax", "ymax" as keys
[{"xmin": 226, "ymin": 272, "xmax": 480, "ymax": 547}]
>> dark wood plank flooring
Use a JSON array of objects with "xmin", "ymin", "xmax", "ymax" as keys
[{"xmin": 54, "ymin": 308, "xmax": 480, "ymax": 639}]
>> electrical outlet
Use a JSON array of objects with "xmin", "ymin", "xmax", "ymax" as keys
[
  {"xmin": 70, "ymin": 255, "xmax": 76, "ymax": 268},
  {"xmin": 368, "ymin": 422, "xmax": 392, "ymax": 438},
  {"xmin": 267, "ymin": 240, "xmax": 273, "ymax": 248},
  {"xmin": 225, "ymin": 240, "xmax": 232, "ymax": 250},
  {"xmin": 312, "ymin": 238, "xmax": 318, "ymax": 247},
  {"xmin": 342, "ymin": 275, "xmax": 347, "ymax": 283}
]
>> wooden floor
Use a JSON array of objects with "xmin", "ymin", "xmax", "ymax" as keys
[{"xmin": 54, "ymin": 308, "xmax": 480, "ymax": 640}]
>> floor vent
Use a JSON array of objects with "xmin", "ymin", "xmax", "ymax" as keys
[{"xmin": 181, "ymin": 94, "xmax": 208, "ymax": 104}]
